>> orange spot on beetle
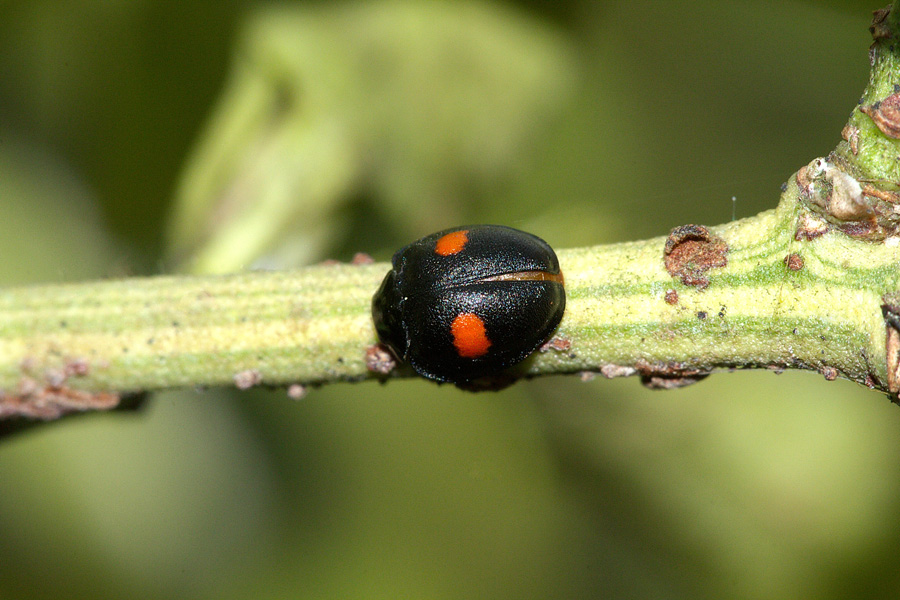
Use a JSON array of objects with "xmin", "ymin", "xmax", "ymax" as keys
[
  {"xmin": 451, "ymin": 313, "xmax": 491, "ymax": 358},
  {"xmin": 435, "ymin": 230, "xmax": 469, "ymax": 256}
]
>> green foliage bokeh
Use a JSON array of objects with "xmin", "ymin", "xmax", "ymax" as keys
[{"xmin": 2, "ymin": 1, "xmax": 899, "ymax": 599}]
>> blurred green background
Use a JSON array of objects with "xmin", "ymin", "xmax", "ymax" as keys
[{"xmin": 3, "ymin": 1, "xmax": 900, "ymax": 598}]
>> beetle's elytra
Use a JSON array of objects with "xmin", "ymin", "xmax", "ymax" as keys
[{"xmin": 371, "ymin": 225, "xmax": 566, "ymax": 383}]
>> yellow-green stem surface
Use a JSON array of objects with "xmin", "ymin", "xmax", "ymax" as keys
[{"xmin": 2, "ymin": 178, "xmax": 898, "ymax": 398}]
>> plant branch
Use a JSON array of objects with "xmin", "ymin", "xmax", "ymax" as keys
[
  {"xmin": 2, "ymin": 187, "xmax": 899, "ymax": 418},
  {"xmin": 4, "ymin": 4, "xmax": 900, "ymax": 419}
]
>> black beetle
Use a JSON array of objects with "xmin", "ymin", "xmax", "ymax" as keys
[{"xmin": 372, "ymin": 225, "xmax": 565, "ymax": 383}]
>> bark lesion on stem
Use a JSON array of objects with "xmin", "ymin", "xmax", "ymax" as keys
[
  {"xmin": 1, "ymin": 357, "xmax": 121, "ymax": 420},
  {"xmin": 813, "ymin": 6, "xmax": 900, "ymax": 242}
]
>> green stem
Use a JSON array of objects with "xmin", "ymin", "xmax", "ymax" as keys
[
  {"xmin": 0, "ymin": 265, "xmax": 383, "ymax": 394},
  {"xmin": 2, "ymin": 181, "xmax": 898, "ymax": 408},
  {"xmin": 5, "ymin": 4, "xmax": 900, "ymax": 419}
]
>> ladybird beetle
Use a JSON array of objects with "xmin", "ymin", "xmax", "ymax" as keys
[{"xmin": 371, "ymin": 225, "xmax": 565, "ymax": 383}]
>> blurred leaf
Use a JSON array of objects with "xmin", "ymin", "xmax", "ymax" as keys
[
  {"xmin": 0, "ymin": 1, "xmax": 244, "ymax": 263},
  {"xmin": 167, "ymin": 0, "xmax": 576, "ymax": 273}
]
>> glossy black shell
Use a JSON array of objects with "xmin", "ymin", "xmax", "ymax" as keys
[{"xmin": 372, "ymin": 225, "xmax": 566, "ymax": 383}]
